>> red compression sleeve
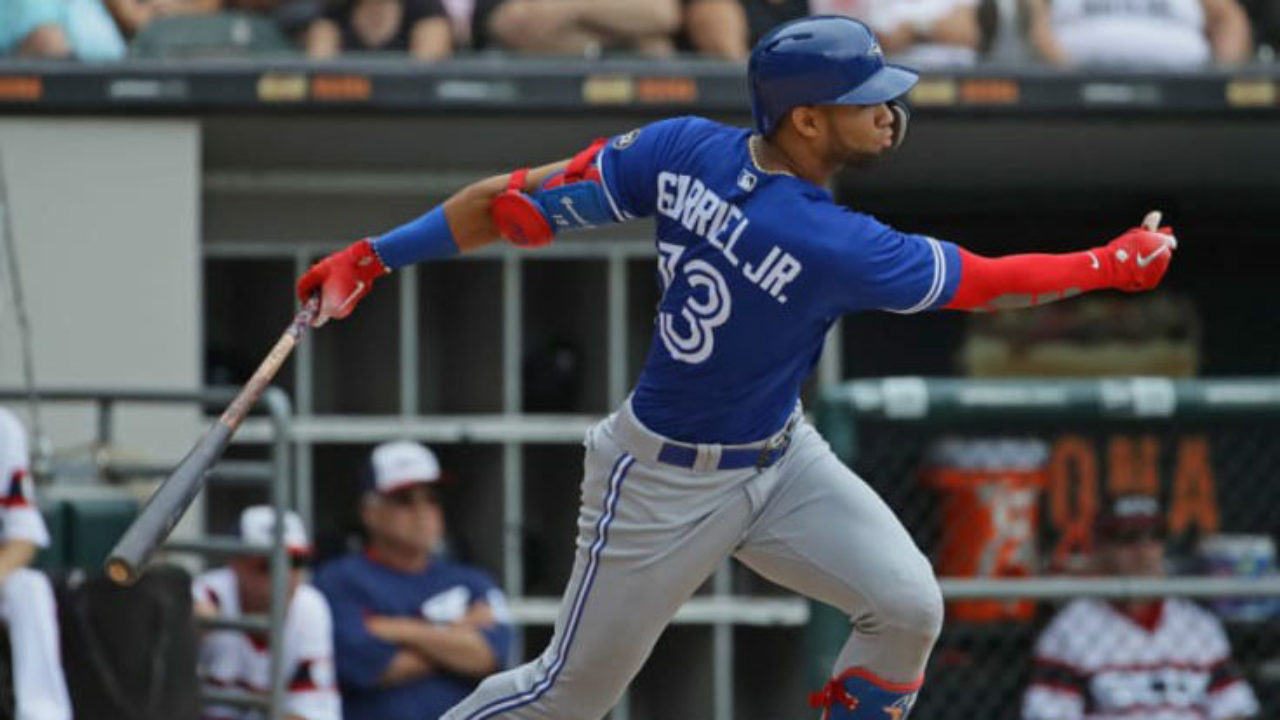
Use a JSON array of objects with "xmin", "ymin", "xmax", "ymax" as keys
[{"xmin": 945, "ymin": 247, "xmax": 1113, "ymax": 311}]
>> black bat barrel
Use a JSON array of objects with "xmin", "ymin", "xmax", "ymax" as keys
[{"xmin": 104, "ymin": 422, "xmax": 234, "ymax": 585}]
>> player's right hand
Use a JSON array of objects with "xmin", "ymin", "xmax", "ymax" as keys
[
  {"xmin": 296, "ymin": 239, "xmax": 389, "ymax": 326},
  {"xmin": 1098, "ymin": 216, "xmax": 1177, "ymax": 292}
]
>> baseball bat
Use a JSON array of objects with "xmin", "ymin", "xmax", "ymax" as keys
[{"xmin": 104, "ymin": 297, "xmax": 321, "ymax": 586}]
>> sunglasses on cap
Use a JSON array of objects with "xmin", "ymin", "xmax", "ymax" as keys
[
  {"xmin": 380, "ymin": 485, "xmax": 438, "ymax": 507},
  {"xmin": 247, "ymin": 554, "xmax": 310, "ymax": 573}
]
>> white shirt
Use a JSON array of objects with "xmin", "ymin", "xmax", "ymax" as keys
[
  {"xmin": 0, "ymin": 408, "xmax": 50, "ymax": 548},
  {"xmin": 193, "ymin": 568, "xmax": 341, "ymax": 720},
  {"xmin": 1023, "ymin": 598, "xmax": 1260, "ymax": 720},
  {"xmin": 811, "ymin": 0, "xmax": 981, "ymax": 68},
  {"xmin": 1049, "ymin": 0, "xmax": 1211, "ymax": 69}
]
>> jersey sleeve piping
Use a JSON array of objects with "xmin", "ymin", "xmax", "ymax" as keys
[
  {"xmin": 595, "ymin": 148, "xmax": 634, "ymax": 222},
  {"xmin": 883, "ymin": 236, "xmax": 947, "ymax": 314}
]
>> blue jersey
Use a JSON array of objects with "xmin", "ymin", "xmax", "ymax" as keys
[
  {"xmin": 595, "ymin": 116, "xmax": 962, "ymax": 444},
  {"xmin": 313, "ymin": 552, "xmax": 513, "ymax": 720}
]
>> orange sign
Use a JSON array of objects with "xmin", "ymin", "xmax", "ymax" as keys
[
  {"xmin": 960, "ymin": 78, "xmax": 1019, "ymax": 105},
  {"xmin": 310, "ymin": 75, "xmax": 372, "ymax": 102},
  {"xmin": 0, "ymin": 77, "xmax": 42, "ymax": 102},
  {"xmin": 635, "ymin": 77, "xmax": 697, "ymax": 104},
  {"xmin": 1047, "ymin": 433, "xmax": 1220, "ymax": 567}
]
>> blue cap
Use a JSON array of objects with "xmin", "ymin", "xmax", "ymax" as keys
[{"xmin": 748, "ymin": 15, "xmax": 919, "ymax": 136}]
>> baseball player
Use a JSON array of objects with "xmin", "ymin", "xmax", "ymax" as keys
[
  {"xmin": 1022, "ymin": 494, "xmax": 1260, "ymax": 720},
  {"xmin": 0, "ymin": 407, "xmax": 73, "ymax": 720},
  {"xmin": 296, "ymin": 15, "xmax": 1177, "ymax": 719},
  {"xmin": 192, "ymin": 505, "xmax": 341, "ymax": 720}
]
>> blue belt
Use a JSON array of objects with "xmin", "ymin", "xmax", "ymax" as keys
[{"xmin": 655, "ymin": 420, "xmax": 796, "ymax": 471}]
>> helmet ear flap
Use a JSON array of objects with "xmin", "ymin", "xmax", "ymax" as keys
[{"xmin": 888, "ymin": 99, "xmax": 910, "ymax": 150}]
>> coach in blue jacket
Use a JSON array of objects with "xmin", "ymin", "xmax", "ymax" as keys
[{"xmin": 315, "ymin": 441, "xmax": 513, "ymax": 720}]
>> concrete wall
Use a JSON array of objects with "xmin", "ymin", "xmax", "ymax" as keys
[{"xmin": 0, "ymin": 118, "xmax": 202, "ymax": 469}]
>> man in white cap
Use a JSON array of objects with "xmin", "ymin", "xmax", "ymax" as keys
[
  {"xmin": 0, "ymin": 407, "xmax": 73, "ymax": 720},
  {"xmin": 192, "ymin": 505, "xmax": 341, "ymax": 720},
  {"xmin": 314, "ymin": 441, "xmax": 512, "ymax": 720}
]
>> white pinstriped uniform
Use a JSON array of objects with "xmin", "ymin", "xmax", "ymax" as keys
[
  {"xmin": 1023, "ymin": 599, "xmax": 1259, "ymax": 720},
  {"xmin": 0, "ymin": 408, "xmax": 72, "ymax": 720}
]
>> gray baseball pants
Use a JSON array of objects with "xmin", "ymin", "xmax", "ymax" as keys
[{"xmin": 442, "ymin": 400, "xmax": 943, "ymax": 720}]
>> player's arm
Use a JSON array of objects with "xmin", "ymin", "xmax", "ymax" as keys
[
  {"xmin": 835, "ymin": 212, "xmax": 1176, "ymax": 315},
  {"xmin": 942, "ymin": 214, "xmax": 1177, "ymax": 312},
  {"xmin": 0, "ymin": 540, "xmax": 37, "ymax": 584},
  {"xmin": 0, "ymin": 442, "xmax": 49, "ymax": 584},
  {"xmin": 1024, "ymin": 0, "xmax": 1070, "ymax": 67},
  {"xmin": 379, "ymin": 650, "xmax": 436, "ymax": 686},
  {"xmin": 558, "ymin": 0, "xmax": 681, "ymax": 37},
  {"xmin": 364, "ymin": 601, "xmax": 502, "ymax": 679},
  {"xmin": 879, "ymin": 4, "xmax": 979, "ymax": 54},
  {"xmin": 1020, "ymin": 613, "xmax": 1087, "ymax": 720},
  {"xmin": 314, "ymin": 575, "xmax": 425, "ymax": 690},
  {"xmin": 296, "ymin": 139, "xmax": 624, "ymax": 325},
  {"xmin": 1201, "ymin": 618, "xmax": 1261, "ymax": 720},
  {"xmin": 1202, "ymin": 0, "xmax": 1252, "ymax": 65}
]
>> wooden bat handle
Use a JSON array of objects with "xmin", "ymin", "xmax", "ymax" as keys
[{"xmin": 220, "ymin": 296, "xmax": 320, "ymax": 431}]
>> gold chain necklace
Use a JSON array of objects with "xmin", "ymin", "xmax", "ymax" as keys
[{"xmin": 748, "ymin": 135, "xmax": 795, "ymax": 177}]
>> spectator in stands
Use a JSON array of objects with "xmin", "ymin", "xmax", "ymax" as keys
[
  {"xmin": 314, "ymin": 441, "xmax": 512, "ymax": 720},
  {"xmin": 0, "ymin": 0, "xmax": 126, "ymax": 60},
  {"xmin": 0, "ymin": 409, "xmax": 73, "ymax": 720},
  {"xmin": 1026, "ymin": 0, "xmax": 1253, "ymax": 68},
  {"xmin": 813, "ymin": 0, "xmax": 982, "ymax": 68},
  {"xmin": 305, "ymin": 0, "xmax": 452, "ymax": 59},
  {"xmin": 1022, "ymin": 494, "xmax": 1260, "ymax": 720},
  {"xmin": 1239, "ymin": 0, "xmax": 1280, "ymax": 54},
  {"xmin": 471, "ymin": 0, "xmax": 680, "ymax": 56},
  {"xmin": 105, "ymin": 0, "xmax": 223, "ymax": 39},
  {"xmin": 192, "ymin": 506, "xmax": 341, "ymax": 720},
  {"xmin": 684, "ymin": 0, "xmax": 808, "ymax": 60}
]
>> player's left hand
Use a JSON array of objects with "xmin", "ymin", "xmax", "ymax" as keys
[
  {"xmin": 1099, "ymin": 211, "xmax": 1177, "ymax": 292},
  {"xmin": 296, "ymin": 239, "xmax": 389, "ymax": 326}
]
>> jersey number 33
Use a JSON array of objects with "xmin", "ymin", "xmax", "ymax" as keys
[{"xmin": 657, "ymin": 241, "xmax": 732, "ymax": 365}]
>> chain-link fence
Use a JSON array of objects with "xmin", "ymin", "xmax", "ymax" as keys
[{"xmin": 812, "ymin": 378, "xmax": 1280, "ymax": 720}]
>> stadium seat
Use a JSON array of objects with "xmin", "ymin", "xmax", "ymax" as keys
[{"xmin": 36, "ymin": 492, "xmax": 138, "ymax": 574}]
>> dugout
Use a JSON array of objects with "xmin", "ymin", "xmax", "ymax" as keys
[{"xmin": 3, "ymin": 58, "xmax": 1280, "ymax": 720}]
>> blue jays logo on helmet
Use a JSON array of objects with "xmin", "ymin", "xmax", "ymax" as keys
[{"xmin": 747, "ymin": 15, "xmax": 919, "ymax": 137}]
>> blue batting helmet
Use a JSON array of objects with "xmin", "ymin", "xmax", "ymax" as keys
[{"xmin": 748, "ymin": 15, "xmax": 919, "ymax": 137}]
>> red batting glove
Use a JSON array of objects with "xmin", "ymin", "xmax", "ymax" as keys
[
  {"xmin": 1096, "ymin": 225, "xmax": 1177, "ymax": 292},
  {"xmin": 296, "ymin": 239, "xmax": 389, "ymax": 326}
]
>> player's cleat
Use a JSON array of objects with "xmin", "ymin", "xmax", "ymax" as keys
[{"xmin": 809, "ymin": 668, "xmax": 922, "ymax": 720}]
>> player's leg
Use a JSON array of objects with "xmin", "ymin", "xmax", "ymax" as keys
[
  {"xmin": 0, "ymin": 568, "xmax": 74, "ymax": 720},
  {"xmin": 442, "ymin": 418, "xmax": 753, "ymax": 720},
  {"xmin": 735, "ymin": 422, "xmax": 942, "ymax": 719}
]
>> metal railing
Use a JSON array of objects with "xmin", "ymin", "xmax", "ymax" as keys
[
  {"xmin": 0, "ymin": 386, "xmax": 295, "ymax": 720},
  {"xmin": 812, "ymin": 377, "xmax": 1280, "ymax": 719}
]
